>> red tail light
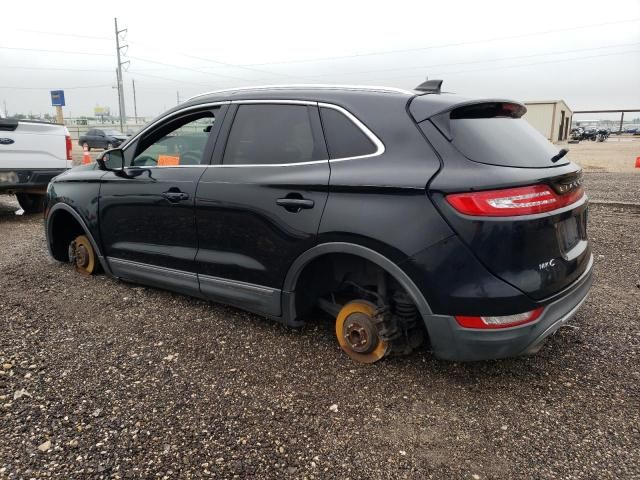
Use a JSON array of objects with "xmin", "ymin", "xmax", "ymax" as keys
[
  {"xmin": 446, "ymin": 184, "xmax": 584, "ymax": 217},
  {"xmin": 65, "ymin": 135, "xmax": 73, "ymax": 161},
  {"xmin": 455, "ymin": 307, "xmax": 544, "ymax": 329}
]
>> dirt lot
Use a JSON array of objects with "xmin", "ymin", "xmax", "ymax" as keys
[
  {"xmin": 1, "ymin": 174, "xmax": 639, "ymax": 479},
  {"xmin": 567, "ymin": 137, "xmax": 640, "ymax": 173}
]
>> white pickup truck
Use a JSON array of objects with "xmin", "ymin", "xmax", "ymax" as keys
[{"xmin": 0, "ymin": 117, "xmax": 72, "ymax": 212}]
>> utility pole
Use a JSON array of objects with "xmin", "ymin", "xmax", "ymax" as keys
[
  {"xmin": 2, "ymin": 100, "xmax": 7, "ymax": 118},
  {"xmin": 114, "ymin": 17, "xmax": 129, "ymax": 132},
  {"xmin": 176, "ymin": 91, "xmax": 180, "ymax": 106},
  {"xmin": 115, "ymin": 69, "xmax": 123, "ymax": 129},
  {"xmin": 132, "ymin": 79, "xmax": 138, "ymax": 123}
]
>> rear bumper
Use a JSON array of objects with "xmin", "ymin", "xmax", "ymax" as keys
[
  {"xmin": 0, "ymin": 168, "xmax": 67, "ymax": 194},
  {"xmin": 426, "ymin": 254, "xmax": 594, "ymax": 361}
]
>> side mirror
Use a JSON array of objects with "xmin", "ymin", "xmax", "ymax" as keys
[{"xmin": 96, "ymin": 149, "xmax": 125, "ymax": 171}]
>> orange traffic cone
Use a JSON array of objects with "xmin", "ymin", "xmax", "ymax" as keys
[
  {"xmin": 636, "ymin": 156, "xmax": 640, "ymax": 169},
  {"xmin": 82, "ymin": 144, "xmax": 91, "ymax": 165}
]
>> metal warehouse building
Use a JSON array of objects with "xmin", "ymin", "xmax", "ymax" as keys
[{"xmin": 523, "ymin": 100, "xmax": 573, "ymax": 143}]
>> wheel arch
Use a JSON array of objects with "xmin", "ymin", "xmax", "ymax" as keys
[
  {"xmin": 46, "ymin": 203, "xmax": 112, "ymax": 275},
  {"xmin": 282, "ymin": 242, "xmax": 433, "ymax": 327}
]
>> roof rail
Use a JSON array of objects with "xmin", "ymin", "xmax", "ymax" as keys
[
  {"xmin": 415, "ymin": 79, "xmax": 443, "ymax": 95},
  {"xmin": 187, "ymin": 84, "xmax": 415, "ymax": 101}
]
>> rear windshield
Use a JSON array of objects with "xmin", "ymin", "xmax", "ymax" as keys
[{"xmin": 446, "ymin": 103, "xmax": 568, "ymax": 168}]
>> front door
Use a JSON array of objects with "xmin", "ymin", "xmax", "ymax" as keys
[
  {"xmin": 195, "ymin": 102, "xmax": 330, "ymax": 316},
  {"xmin": 99, "ymin": 105, "xmax": 226, "ymax": 295}
]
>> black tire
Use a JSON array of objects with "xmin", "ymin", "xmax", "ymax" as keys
[{"xmin": 16, "ymin": 193, "xmax": 46, "ymax": 214}]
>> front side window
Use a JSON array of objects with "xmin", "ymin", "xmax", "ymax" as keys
[
  {"xmin": 132, "ymin": 111, "xmax": 216, "ymax": 167},
  {"xmin": 320, "ymin": 107, "xmax": 377, "ymax": 159},
  {"xmin": 223, "ymin": 104, "xmax": 323, "ymax": 165}
]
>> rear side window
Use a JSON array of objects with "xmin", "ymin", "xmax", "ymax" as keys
[
  {"xmin": 443, "ymin": 102, "xmax": 566, "ymax": 168},
  {"xmin": 320, "ymin": 107, "xmax": 377, "ymax": 159},
  {"xmin": 223, "ymin": 104, "xmax": 324, "ymax": 165}
]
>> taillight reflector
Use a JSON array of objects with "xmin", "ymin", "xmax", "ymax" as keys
[
  {"xmin": 446, "ymin": 184, "xmax": 584, "ymax": 217},
  {"xmin": 65, "ymin": 135, "xmax": 73, "ymax": 161},
  {"xmin": 455, "ymin": 307, "xmax": 544, "ymax": 329}
]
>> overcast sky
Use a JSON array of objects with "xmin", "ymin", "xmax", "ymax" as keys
[{"xmin": 2, "ymin": 0, "xmax": 639, "ymax": 119}]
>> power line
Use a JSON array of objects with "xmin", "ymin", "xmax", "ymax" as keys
[
  {"xmin": 129, "ymin": 56, "xmax": 251, "ymax": 81},
  {"xmin": 1, "ymin": 27, "xmax": 111, "ymax": 41},
  {"xmin": 4, "ymin": 17, "xmax": 636, "ymax": 75},
  {"xmin": 0, "ymin": 45, "xmax": 113, "ymax": 56},
  {"xmin": 2, "ymin": 65, "xmax": 114, "ymax": 73},
  {"xmin": 126, "ymin": 40, "xmax": 294, "ymax": 79},
  {"xmin": 0, "ymin": 84, "xmax": 113, "ymax": 90},
  {"xmin": 412, "ymin": 48, "xmax": 640, "ymax": 79},
  {"xmin": 128, "ymin": 70, "xmax": 211, "ymax": 87},
  {"xmin": 241, "ymin": 17, "xmax": 640, "ymax": 68},
  {"xmin": 301, "ymin": 41, "xmax": 640, "ymax": 79}
]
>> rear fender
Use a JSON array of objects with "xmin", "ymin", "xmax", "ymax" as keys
[{"xmin": 282, "ymin": 242, "xmax": 435, "ymax": 330}]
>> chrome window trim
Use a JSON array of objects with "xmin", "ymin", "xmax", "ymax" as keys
[
  {"xmin": 213, "ymin": 100, "xmax": 384, "ymax": 168},
  {"xmin": 318, "ymin": 102, "xmax": 385, "ymax": 162},
  {"xmin": 187, "ymin": 84, "xmax": 414, "ymax": 101},
  {"xmin": 121, "ymin": 100, "xmax": 385, "ymax": 170},
  {"xmin": 231, "ymin": 99, "xmax": 316, "ymax": 106}
]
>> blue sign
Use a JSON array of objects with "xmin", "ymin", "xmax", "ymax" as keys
[{"xmin": 50, "ymin": 90, "xmax": 65, "ymax": 107}]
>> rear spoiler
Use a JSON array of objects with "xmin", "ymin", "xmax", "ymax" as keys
[{"xmin": 409, "ymin": 96, "xmax": 526, "ymax": 123}]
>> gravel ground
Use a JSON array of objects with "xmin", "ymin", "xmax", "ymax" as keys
[
  {"xmin": 1, "ymin": 177, "xmax": 639, "ymax": 479},
  {"xmin": 582, "ymin": 173, "xmax": 640, "ymax": 205}
]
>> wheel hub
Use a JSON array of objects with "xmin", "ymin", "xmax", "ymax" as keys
[
  {"xmin": 335, "ymin": 300, "xmax": 390, "ymax": 363},
  {"xmin": 75, "ymin": 244, "xmax": 90, "ymax": 270},
  {"xmin": 68, "ymin": 235, "xmax": 96, "ymax": 276},
  {"xmin": 343, "ymin": 312, "xmax": 378, "ymax": 354}
]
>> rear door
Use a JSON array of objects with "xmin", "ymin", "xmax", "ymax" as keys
[
  {"xmin": 195, "ymin": 101, "xmax": 330, "ymax": 316},
  {"xmin": 419, "ymin": 101, "xmax": 591, "ymax": 301},
  {"xmin": 99, "ymin": 105, "xmax": 227, "ymax": 295}
]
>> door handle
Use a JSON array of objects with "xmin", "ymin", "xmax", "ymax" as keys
[
  {"xmin": 162, "ymin": 190, "xmax": 190, "ymax": 202},
  {"xmin": 276, "ymin": 196, "xmax": 315, "ymax": 212}
]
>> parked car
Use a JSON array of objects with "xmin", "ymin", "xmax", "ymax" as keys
[
  {"xmin": 44, "ymin": 83, "xmax": 592, "ymax": 363},
  {"xmin": 0, "ymin": 116, "xmax": 72, "ymax": 212},
  {"xmin": 78, "ymin": 128, "xmax": 128, "ymax": 151}
]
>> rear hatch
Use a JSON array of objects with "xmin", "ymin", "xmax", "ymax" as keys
[{"xmin": 415, "ymin": 100, "xmax": 591, "ymax": 301}]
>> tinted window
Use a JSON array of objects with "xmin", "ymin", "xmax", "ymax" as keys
[
  {"xmin": 449, "ymin": 118, "xmax": 567, "ymax": 168},
  {"xmin": 320, "ymin": 107, "xmax": 376, "ymax": 159},
  {"xmin": 86, "ymin": 129, "xmax": 96, "ymax": 136},
  {"xmin": 223, "ymin": 104, "xmax": 322, "ymax": 165}
]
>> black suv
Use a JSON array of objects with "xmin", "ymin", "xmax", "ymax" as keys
[
  {"xmin": 78, "ymin": 128, "xmax": 128, "ymax": 151},
  {"xmin": 44, "ymin": 83, "xmax": 592, "ymax": 363}
]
